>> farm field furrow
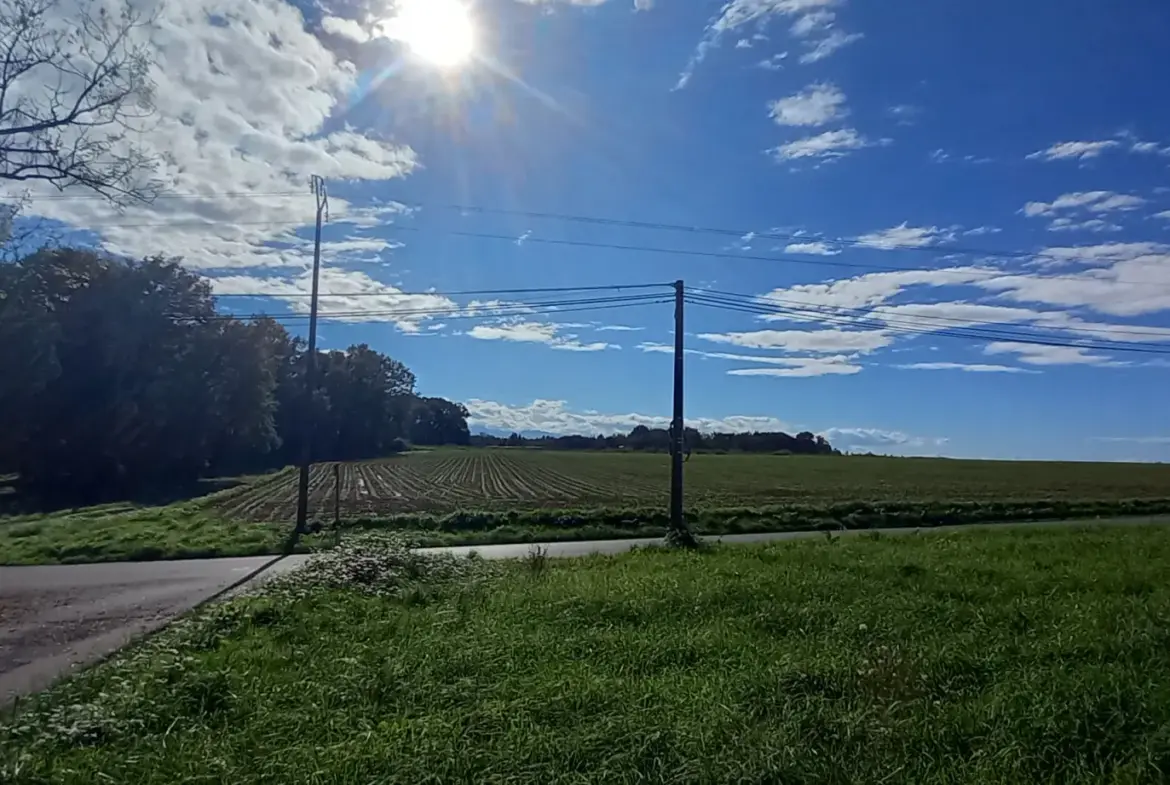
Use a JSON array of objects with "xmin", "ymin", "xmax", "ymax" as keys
[{"xmin": 204, "ymin": 449, "xmax": 1170, "ymax": 523}]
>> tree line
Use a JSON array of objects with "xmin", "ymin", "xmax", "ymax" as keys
[
  {"xmin": 471, "ymin": 426, "xmax": 837, "ymax": 455},
  {"xmin": 0, "ymin": 248, "xmax": 470, "ymax": 503}
]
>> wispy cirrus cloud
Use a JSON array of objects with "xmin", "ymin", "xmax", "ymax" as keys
[
  {"xmin": 467, "ymin": 320, "xmax": 617, "ymax": 352},
  {"xmin": 856, "ymin": 223, "xmax": 955, "ymax": 249},
  {"xmin": 1026, "ymin": 140, "xmax": 1120, "ymax": 162},
  {"xmin": 770, "ymin": 128, "xmax": 885, "ymax": 163},
  {"xmin": 674, "ymin": 0, "xmax": 857, "ymax": 89},
  {"xmin": 896, "ymin": 362, "xmax": 1037, "ymax": 374}
]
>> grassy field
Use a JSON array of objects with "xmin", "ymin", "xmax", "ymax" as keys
[
  {"xmin": 4, "ymin": 450, "xmax": 1170, "ymax": 565},
  {"xmin": 5, "ymin": 525, "xmax": 1170, "ymax": 783}
]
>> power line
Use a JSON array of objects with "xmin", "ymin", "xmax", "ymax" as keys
[
  {"xmin": 208, "ymin": 295, "xmax": 674, "ymax": 325},
  {"xmin": 212, "ymin": 282, "xmax": 672, "ymax": 298},
  {"xmin": 16, "ymin": 191, "xmax": 1170, "ymax": 287},
  {"xmin": 19, "ymin": 190, "xmax": 307, "ymax": 201},
  {"xmin": 690, "ymin": 286, "xmax": 1170, "ymax": 341},
  {"xmin": 389, "ymin": 226, "xmax": 1170, "ymax": 289},
  {"xmin": 685, "ymin": 292, "xmax": 1170, "ymax": 357}
]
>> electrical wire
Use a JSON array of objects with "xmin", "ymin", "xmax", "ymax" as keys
[
  {"xmin": 688, "ymin": 286, "xmax": 1170, "ymax": 341},
  {"xmin": 212, "ymin": 282, "xmax": 672, "ymax": 298},
  {"xmin": 201, "ymin": 292, "xmax": 673, "ymax": 323},
  {"xmin": 684, "ymin": 292, "xmax": 1170, "ymax": 357},
  {"xmin": 17, "ymin": 191, "xmax": 1170, "ymax": 286},
  {"xmin": 210, "ymin": 298, "xmax": 675, "ymax": 326}
]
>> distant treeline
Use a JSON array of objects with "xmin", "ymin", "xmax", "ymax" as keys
[
  {"xmin": 0, "ymin": 248, "xmax": 471, "ymax": 503},
  {"xmin": 471, "ymin": 426, "xmax": 837, "ymax": 455}
]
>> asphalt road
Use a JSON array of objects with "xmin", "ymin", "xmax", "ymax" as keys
[
  {"xmin": 3, "ymin": 515, "xmax": 1167, "ymax": 706},
  {"xmin": 0, "ymin": 556, "xmax": 278, "ymax": 706}
]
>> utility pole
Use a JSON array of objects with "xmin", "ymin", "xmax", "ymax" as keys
[
  {"xmin": 294, "ymin": 176, "xmax": 329, "ymax": 536},
  {"xmin": 670, "ymin": 279, "xmax": 685, "ymax": 535}
]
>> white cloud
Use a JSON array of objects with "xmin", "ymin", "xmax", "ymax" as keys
[
  {"xmin": 467, "ymin": 320, "xmax": 618, "ymax": 352},
  {"xmin": 760, "ymin": 266, "xmax": 993, "ymax": 311},
  {"xmin": 1026, "ymin": 140, "xmax": 1120, "ymax": 161},
  {"xmin": 726, "ymin": 356, "xmax": 862, "ymax": 377},
  {"xmin": 19, "ymin": 0, "xmax": 418, "ymax": 272},
  {"xmin": 896, "ymin": 362, "xmax": 1037, "ymax": 374},
  {"xmin": 799, "ymin": 28, "xmax": 862, "ymax": 62},
  {"xmin": 1154, "ymin": 211, "xmax": 1170, "ymax": 221},
  {"xmin": 758, "ymin": 53, "xmax": 788, "ymax": 70},
  {"xmin": 1091, "ymin": 435, "xmax": 1170, "ymax": 445},
  {"xmin": 1023, "ymin": 191, "xmax": 1146, "ymax": 221},
  {"xmin": 674, "ymin": 0, "xmax": 844, "ymax": 89},
  {"xmin": 320, "ymin": 15, "xmax": 369, "ymax": 42},
  {"xmin": 983, "ymin": 342, "xmax": 1119, "ymax": 366},
  {"xmin": 856, "ymin": 223, "xmax": 954, "ymax": 250},
  {"xmin": 823, "ymin": 427, "xmax": 930, "ymax": 448},
  {"xmin": 770, "ymin": 129, "xmax": 883, "ymax": 162},
  {"xmin": 769, "ymin": 83, "xmax": 848, "ymax": 127},
  {"xmin": 209, "ymin": 269, "xmax": 454, "ymax": 332},
  {"xmin": 1037, "ymin": 242, "xmax": 1169, "ymax": 266},
  {"xmin": 1046, "ymin": 218, "xmax": 1121, "ymax": 233},
  {"xmin": 784, "ymin": 241, "xmax": 841, "ymax": 255},
  {"xmin": 698, "ymin": 328, "xmax": 893, "ymax": 354},
  {"xmin": 639, "ymin": 343, "xmax": 862, "ymax": 376},
  {"xmin": 595, "ymin": 324, "xmax": 644, "ymax": 332},
  {"xmin": 463, "ymin": 399, "xmax": 791, "ymax": 436},
  {"xmin": 886, "ymin": 104, "xmax": 921, "ymax": 125}
]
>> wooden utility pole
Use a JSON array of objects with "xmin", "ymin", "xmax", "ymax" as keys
[
  {"xmin": 670, "ymin": 279, "xmax": 685, "ymax": 534},
  {"xmin": 333, "ymin": 462, "xmax": 341, "ymax": 528},
  {"xmin": 294, "ymin": 176, "xmax": 328, "ymax": 536}
]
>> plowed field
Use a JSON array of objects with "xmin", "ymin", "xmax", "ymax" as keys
[{"xmin": 207, "ymin": 449, "xmax": 1170, "ymax": 523}]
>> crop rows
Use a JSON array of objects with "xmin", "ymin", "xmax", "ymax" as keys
[
  {"xmin": 211, "ymin": 451, "xmax": 653, "ymax": 522},
  {"xmin": 209, "ymin": 449, "xmax": 1170, "ymax": 523}
]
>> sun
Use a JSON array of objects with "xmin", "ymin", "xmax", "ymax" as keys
[{"xmin": 386, "ymin": 0, "xmax": 475, "ymax": 68}]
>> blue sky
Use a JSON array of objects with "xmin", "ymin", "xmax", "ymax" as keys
[{"xmin": 12, "ymin": 0, "xmax": 1170, "ymax": 460}]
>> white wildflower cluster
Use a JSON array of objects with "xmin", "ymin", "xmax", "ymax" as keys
[{"xmin": 265, "ymin": 531, "xmax": 499, "ymax": 599}]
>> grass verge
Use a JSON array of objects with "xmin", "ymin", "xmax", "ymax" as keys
[
  {"xmin": 344, "ymin": 496, "xmax": 1170, "ymax": 547},
  {"xmin": 0, "ymin": 505, "xmax": 325, "ymax": 565},
  {"xmin": 6, "ymin": 496, "xmax": 1170, "ymax": 565},
  {"xmin": 5, "ymin": 527, "xmax": 1170, "ymax": 782}
]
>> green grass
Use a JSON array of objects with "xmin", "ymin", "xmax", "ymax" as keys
[
  {"xmin": 5, "ymin": 525, "xmax": 1170, "ymax": 783},
  {"xmin": 0, "ymin": 504, "xmax": 321, "ymax": 565}
]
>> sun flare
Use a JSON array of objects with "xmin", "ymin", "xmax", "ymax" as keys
[{"xmin": 387, "ymin": 0, "xmax": 475, "ymax": 68}]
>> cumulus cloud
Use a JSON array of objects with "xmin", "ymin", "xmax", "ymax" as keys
[
  {"xmin": 320, "ymin": 15, "xmax": 370, "ymax": 42},
  {"xmin": 18, "ymin": 0, "xmax": 418, "ymax": 274},
  {"xmin": 698, "ymin": 328, "xmax": 893, "ymax": 354},
  {"xmin": 1023, "ymin": 191, "xmax": 1145, "ymax": 217},
  {"xmin": 983, "ymin": 342, "xmax": 1119, "ymax": 366},
  {"xmin": 770, "ymin": 129, "xmax": 884, "ymax": 162},
  {"xmin": 769, "ymin": 83, "xmax": 848, "ymax": 127},
  {"xmin": 1023, "ymin": 192, "xmax": 1146, "ymax": 232},
  {"xmin": 210, "ymin": 268, "xmax": 455, "ymax": 332},
  {"xmin": 463, "ymin": 399, "xmax": 792, "ymax": 436}
]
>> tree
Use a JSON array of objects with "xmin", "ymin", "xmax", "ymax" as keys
[
  {"xmin": 1, "ymin": 0, "xmax": 158, "ymax": 203},
  {"xmin": 408, "ymin": 397, "xmax": 470, "ymax": 446}
]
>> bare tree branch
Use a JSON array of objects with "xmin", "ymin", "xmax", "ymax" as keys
[{"xmin": 0, "ymin": 0, "xmax": 159, "ymax": 205}]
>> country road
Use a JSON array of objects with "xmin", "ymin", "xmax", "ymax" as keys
[
  {"xmin": 3, "ymin": 515, "xmax": 1168, "ymax": 707},
  {"xmin": 0, "ymin": 557, "xmax": 279, "ymax": 706}
]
